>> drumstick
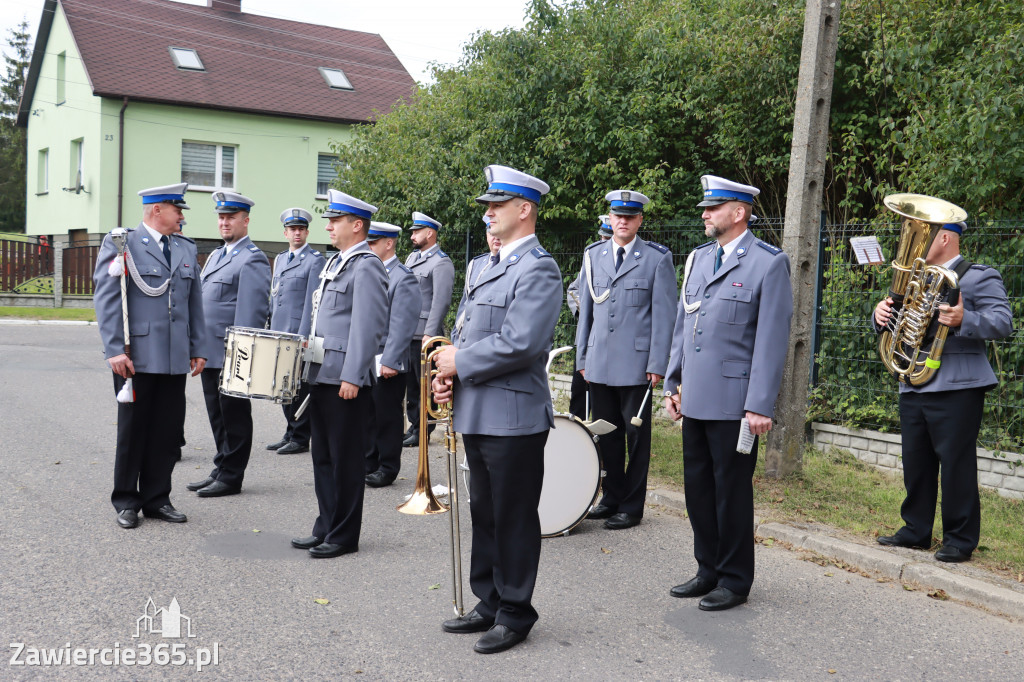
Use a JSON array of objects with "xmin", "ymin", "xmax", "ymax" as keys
[
  {"xmin": 630, "ymin": 380, "xmax": 653, "ymax": 427},
  {"xmin": 293, "ymin": 393, "xmax": 311, "ymax": 419}
]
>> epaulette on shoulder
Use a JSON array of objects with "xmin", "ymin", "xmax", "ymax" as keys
[
  {"xmin": 756, "ymin": 240, "xmax": 783, "ymax": 255},
  {"xmin": 697, "ymin": 239, "xmax": 716, "ymax": 250},
  {"xmin": 174, "ymin": 234, "xmax": 195, "ymax": 244},
  {"xmin": 437, "ymin": 250, "xmax": 450, "ymax": 259},
  {"xmin": 646, "ymin": 241, "xmax": 670, "ymax": 254},
  {"xmin": 585, "ymin": 240, "xmax": 604, "ymax": 251},
  {"xmin": 310, "ymin": 249, "xmax": 321, "ymax": 257},
  {"xmin": 531, "ymin": 246, "xmax": 552, "ymax": 259},
  {"xmin": 969, "ymin": 263, "xmax": 991, "ymax": 271},
  {"xmin": 247, "ymin": 243, "xmax": 261, "ymax": 253},
  {"xmin": 397, "ymin": 263, "xmax": 413, "ymax": 275}
]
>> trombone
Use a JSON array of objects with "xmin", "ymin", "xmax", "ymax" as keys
[{"xmin": 397, "ymin": 336, "xmax": 465, "ymax": 617}]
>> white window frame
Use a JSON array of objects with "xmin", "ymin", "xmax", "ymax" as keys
[
  {"xmin": 56, "ymin": 51, "xmax": 66, "ymax": 104},
  {"xmin": 170, "ymin": 47, "xmax": 205, "ymax": 71},
  {"xmin": 316, "ymin": 153, "xmax": 344, "ymax": 198},
  {"xmin": 37, "ymin": 148, "xmax": 48, "ymax": 194},
  {"xmin": 318, "ymin": 67, "xmax": 354, "ymax": 91},
  {"xmin": 181, "ymin": 142, "xmax": 237, "ymax": 192},
  {"xmin": 70, "ymin": 138, "xmax": 83, "ymax": 189}
]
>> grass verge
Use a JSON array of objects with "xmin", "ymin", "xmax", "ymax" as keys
[
  {"xmin": 0, "ymin": 306, "xmax": 96, "ymax": 322},
  {"xmin": 649, "ymin": 419, "xmax": 1024, "ymax": 579}
]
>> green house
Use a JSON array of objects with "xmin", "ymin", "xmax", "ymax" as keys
[{"xmin": 16, "ymin": 0, "xmax": 415, "ymax": 246}]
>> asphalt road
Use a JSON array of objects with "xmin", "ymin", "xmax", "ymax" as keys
[{"xmin": 2, "ymin": 323, "xmax": 1023, "ymax": 680}]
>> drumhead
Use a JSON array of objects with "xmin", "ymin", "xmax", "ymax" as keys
[{"xmin": 539, "ymin": 414, "xmax": 602, "ymax": 537}]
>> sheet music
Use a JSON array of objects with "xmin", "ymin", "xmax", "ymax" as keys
[{"xmin": 850, "ymin": 236, "xmax": 886, "ymax": 265}]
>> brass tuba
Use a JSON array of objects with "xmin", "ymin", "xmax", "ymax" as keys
[
  {"xmin": 877, "ymin": 193, "xmax": 968, "ymax": 386},
  {"xmin": 396, "ymin": 336, "xmax": 465, "ymax": 617}
]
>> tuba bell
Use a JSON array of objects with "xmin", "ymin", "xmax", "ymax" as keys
[{"xmin": 877, "ymin": 193, "xmax": 968, "ymax": 386}]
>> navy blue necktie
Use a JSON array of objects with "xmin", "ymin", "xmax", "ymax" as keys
[
  {"xmin": 714, "ymin": 246, "xmax": 724, "ymax": 273},
  {"xmin": 615, "ymin": 247, "xmax": 624, "ymax": 272},
  {"xmin": 490, "ymin": 254, "xmax": 499, "ymax": 267},
  {"xmin": 288, "ymin": 252, "xmax": 295, "ymax": 264},
  {"xmin": 160, "ymin": 235, "xmax": 171, "ymax": 267}
]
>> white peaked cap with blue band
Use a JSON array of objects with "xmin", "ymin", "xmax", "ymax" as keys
[
  {"xmin": 476, "ymin": 165, "xmax": 550, "ymax": 205},
  {"xmin": 598, "ymin": 213, "xmax": 613, "ymax": 236},
  {"xmin": 138, "ymin": 183, "xmax": 190, "ymax": 210},
  {"xmin": 941, "ymin": 221, "xmax": 968, "ymax": 235},
  {"xmin": 212, "ymin": 191, "xmax": 254, "ymax": 214},
  {"xmin": 605, "ymin": 190, "xmax": 650, "ymax": 215},
  {"xmin": 322, "ymin": 189, "xmax": 378, "ymax": 219},
  {"xmin": 698, "ymin": 175, "xmax": 760, "ymax": 207},
  {"xmin": 280, "ymin": 208, "xmax": 312, "ymax": 227},
  {"xmin": 367, "ymin": 221, "xmax": 402, "ymax": 240},
  {"xmin": 410, "ymin": 212, "xmax": 442, "ymax": 231}
]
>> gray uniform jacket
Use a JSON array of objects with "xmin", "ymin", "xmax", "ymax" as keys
[
  {"xmin": 379, "ymin": 258, "xmax": 423, "ymax": 373},
  {"xmin": 307, "ymin": 244, "xmax": 389, "ymax": 387},
  {"xmin": 452, "ymin": 235, "xmax": 563, "ymax": 436},
  {"xmin": 406, "ymin": 245, "xmax": 455, "ymax": 337},
  {"xmin": 575, "ymin": 237, "xmax": 678, "ymax": 385},
  {"xmin": 199, "ymin": 236, "xmax": 272, "ymax": 369},
  {"xmin": 665, "ymin": 231, "xmax": 793, "ymax": 420},
  {"xmin": 872, "ymin": 257, "xmax": 1012, "ymax": 393},
  {"xmin": 566, "ymin": 270, "xmax": 582, "ymax": 317},
  {"xmin": 93, "ymin": 226, "xmax": 207, "ymax": 374},
  {"xmin": 269, "ymin": 245, "xmax": 325, "ymax": 335}
]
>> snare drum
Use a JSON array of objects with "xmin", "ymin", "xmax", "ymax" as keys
[
  {"xmin": 219, "ymin": 326, "xmax": 304, "ymax": 403},
  {"xmin": 461, "ymin": 413, "xmax": 603, "ymax": 538}
]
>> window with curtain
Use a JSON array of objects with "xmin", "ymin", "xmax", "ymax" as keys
[
  {"xmin": 181, "ymin": 142, "xmax": 236, "ymax": 189},
  {"xmin": 317, "ymin": 154, "xmax": 342, "ymax": 197}
]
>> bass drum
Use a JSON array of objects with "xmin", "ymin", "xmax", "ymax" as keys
[{"xmin": 461, "ymin": 414, "xmax": 603, "ymax": 538}]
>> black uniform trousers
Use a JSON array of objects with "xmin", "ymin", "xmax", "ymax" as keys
[
  {"xmin": 897, "ymin": 387, "xmax": 987, "ymax": 552},
  {"xmin": 365, "ymin": 372, "xmax": 407, "ymax": 476},
  {"xmin": 463, "ymin": 431, "xmax": 547, "ymax": 636},
  {"xmin": 309, "ymin": 383, "xmax": 372, "ymax": 547},
  {"xmin": 404, "ymin": 338, "xmax": 434, "ymax": 436},
  {"xmin": 200, "ymin": 368, "xmax": 253, "ymax": 488},
  {"xmin": 111, "ymin": 372, "xmax": 185, "ymax": 512},
  {"xmin": 569, "ymin": 369, "xmax": 588, "ymax": 420},
  {"xmin": 279, "ymin": 380, "xmax": 311, "ymax": 447},
  {"xmin": 589, "ymin": 382, "xmax": 652, "ymax": 517},
  {"xmin": 682, "ymin": 418, "xmax": 758, "ymax": 596}
]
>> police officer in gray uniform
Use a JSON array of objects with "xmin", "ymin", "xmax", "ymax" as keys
[
  {"xmin": 403, "ymin": 212, "xmax": 456, "ymax": 447},
  {"xmin": 576, "ymin": 192, "xmax": 677, "ymax": 530},
  {"xmin": 187, "ymin": 192, "xmax": 271, "ymax": 497},
  {"xmin": 364, "ymin": 221, "xmax": 422, "ymax": 487},
  {"xmin": 567, "ymin": 216, "xmax": 612, "ymax": 420},
  {"xmin": 873, "ymin": 219, "xmax": 1012, "ymax": 562},
  {"xmin": 93, "ymin": 183, "xmax": 207, "ymax": 529},
  {"xmin": 433, "ymin": 165, "xmax": 562, "ymax": 655},
  {"xmin": 266, "ymin": 208, "xmax": 325, "ymax": 455},
  {"xmin": 290, "ymin": 189, "xmax": 388, "ymax": 558},
  {"xmin": 663, "ymin": 175, "xmax": 793, "ymax": 611}
]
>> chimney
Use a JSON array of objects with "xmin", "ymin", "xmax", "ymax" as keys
[{"xmin": 208, "ymin": 0, "xmax": 241, "ymax": 12}]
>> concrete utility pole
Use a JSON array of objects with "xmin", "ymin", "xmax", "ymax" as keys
[{"xmin": 765, "ymin": 0, "xmax": 841, "ymax": 477}]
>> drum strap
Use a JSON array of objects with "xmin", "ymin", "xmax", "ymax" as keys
[{"xmin": 306, "ymin": 250, "xmax": 384, "ymax": 367}]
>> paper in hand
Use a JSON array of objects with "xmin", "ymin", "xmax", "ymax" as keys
[{"xmin": 736, "ymin": 417, "xmax": 755, "ymax": 454}]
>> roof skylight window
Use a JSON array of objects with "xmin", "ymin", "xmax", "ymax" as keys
[
  {"xmin": 170, "ymin": 47, "xmax": 205, "ymax": 71},
  {"xmin": 319, "ymin": 67, "xmax": 353, "ymax": 90}
]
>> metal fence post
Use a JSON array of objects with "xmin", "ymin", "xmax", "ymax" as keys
[{"xmin": 810, "ymin": 211, "xmax": 827, "ymax": 386}]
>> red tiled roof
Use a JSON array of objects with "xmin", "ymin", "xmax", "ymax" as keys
[{"xmin": 60, "ymin": 0, "xmax": 416, "ymax": 123}]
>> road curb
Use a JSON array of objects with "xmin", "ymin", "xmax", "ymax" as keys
[
  {"xmin": 648, "ymin": 487, "xmax": 1024, "ymax": 621},
  {"xmin": 0, "ymin": 319, "xmax": 96, "ymax": 326}
]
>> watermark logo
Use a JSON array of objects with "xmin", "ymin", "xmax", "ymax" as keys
[
  {"xmin": 134, "ymin": 597, "xmax": 195, "ymax": 639},
  {"xmin": 10, "ymin": 596, "xmax": 221, "ymax": 672}
]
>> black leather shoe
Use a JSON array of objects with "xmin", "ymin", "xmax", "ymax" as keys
[
  {"xmin": 699, "ymin": 587, "xmax": 747, "ymax": 611},
  {"xmin": 309, "ymin": 542, "xmax": 357, "ymax": 558},
  {"xmin": 291, "ymin": 535, "xmax": 323, "ymax": 549},
  {"xmin": 474, "ymin": 624, "xmax": 527, "ymax": 654},
  {"xmin": 877, "ymin": 534, "xmax": 930, "ymax": 549},
  {"xmin": 365, "ymin": 471, "xmax": 396, "ymax": 488},
  {"xmin": 116, "ymin": 509, "xmax": 139, "ymax": 529},
  {"xmin": 402, "ymin": 433, "xmax": 418, "ymax": 447},
  {"xmin": 143, "ymin": 505, "xmax": 187, "ymax": 523},
  {"xmin": 442, "ymin": 609, "xmax": 494, "ymax": 634},
  {"xmin": 276, "ymin": 441, "xmax": 309, "ymax": 455},
  {"xmin": 186, "ymin": 476, "xmax": 215, "ymax": 492},
  {"xmin": 196, "ymin": 480, "xmax": 241, "ymax": 497},
  {"xmin": 670, "ymin": 576, "xmax": 716, "ymax": 598},
  {"xmin": 604, "ymin": 512, "xmax": 641, "ymax": 530},
  {"xmin": 934, "ymin": 545, "xmax": 972, "ymax": 563},
  {"xmin": 587, "ymin": 504, "xmax": 616, "ymax": 520},
  {"xmin": 266, "ymin": 439, "xmax": 289, "ymax": 451}
]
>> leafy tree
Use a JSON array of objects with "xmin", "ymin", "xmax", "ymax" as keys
[
  {"xmin": 0, "ymin": 20, "xmax": 31, "ymax": 233},
  {"xmin": 334, "ymin": 0, "xmax": 1024, "ymax": 231}
]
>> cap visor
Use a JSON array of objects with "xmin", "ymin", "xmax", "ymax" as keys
[
  {"xmin": 697, "ymin": 198, "xmax": 728, "ymax": 207},
  {"xmin": 321, "ymin": 209, "xmax": 349, "ymax": 218},
  {"xmin": 609, "ymin": 207, "xmax": 642, "ymax": 216},
  {"xmin": 214, "ymin": 207, "xmax": 246, "ymax": 214}
]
